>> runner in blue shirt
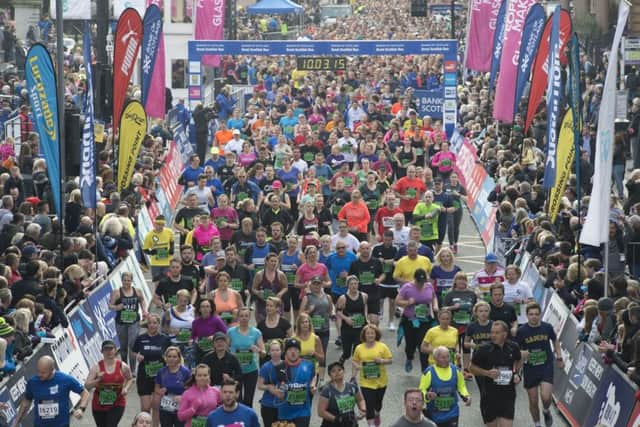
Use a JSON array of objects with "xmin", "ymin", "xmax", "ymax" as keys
[
  {"xmin": 515, "ymin": 302, "xmax": 563, "ymax": 427},
  {"xmin": 14, "ymin": 355, "xmax": 91, "ymax": 427},
  {"xmin": 206, "ymin": 379, "xmax": 260, "ymax": 427},
  {"xmin": 277, "ymin": 338, "xmax": 317, "ymax": 427}
]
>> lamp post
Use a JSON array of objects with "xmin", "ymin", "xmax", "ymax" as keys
[{"xmin": 451, "ymin": 0, "xmax": 455, "ymax": 39}]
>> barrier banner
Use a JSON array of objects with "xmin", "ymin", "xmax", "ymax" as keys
[
  {"xmin": 580, "ymin": 1, "xmax": 630, "ymax": 247},
  {"xmin": 521, "ymin": 259, "xmax": 548, "ymax": 309},
  {"xmin": 87, "ymin": 280, "xmax": 120, "ymax": 346},
  {"xmin": 454, "ymin": 140, "xmax": 497, "ymax": 246},
  {"xmin": 584, "ymin": 366, "xmax": 638, "ymax": 427},
  {"xmin": 466, "ymin": 0, "xmax": 502, "ymax": 72},
  {"xmin": 524, "ymin": 9, "xmax": 572, "ymax": 133},
  {"xmin": 628, "ymin": 402, "xmax": 640, "ymax": 427},
  {"xmin": 81, "ymin": 22, "xmax": 96, "ymax": 209},
  {"xmin": 25, "ymin": 43, "xmax": 62, "ymax": 216},
  {"xmin": 513, "ymin": 4, "xmax": 546, "ymax": 118},
  {"xmin": 553, "ymin": 314, "xmax": 580, "ymax": 407},
  {"xmin": 141, "ymin": 5, "xmax": 163, "ymax": 111},
  {"xmin": 489, "ymin": 0, "xmax": 508, "ymax": 94},
  {"xmin": 493, "ymin": 0, "xmax": 537, "ymax": 122},
  {"xmin": 51, "ymin": 327, "xmax": 90, "ymax": 406},
  {"xmin": 117, "ymin": 101, "xmax": 147, "ymax": 191},
  {"xmin": 542, "ymin": 291, "xmax": 570, "ymax": 337},
  {"xmin": 543, "ymin": 6, "xmax": 563, "ymax": 189},
  {"xmin": 0, "ymin": 344, "xmax": 54, "ymax": 426},
  {"xmin": 557, "ymin": 343, "xmax": 605, "ymax": 427},
  {"xmin": 413, "ymin": 88, "xmax": 443, "ymax": 119},
  {"xmin": 69, "ymin": 300, "xmax": 104, "ymax": 368},
  {"xmin": 113, "ymin": 8, "xmax": 143, "ymax": 133},
  {"xmin": 548, "ymin": 109, "xmax": 575, "ymax": 221},
  {"xmin": 195, "ymin": 0, "xmax": 225, "ymax": 67},
  {"xmin": 156, "ymin": 140, "xmax": 185, "ymax": 223}
]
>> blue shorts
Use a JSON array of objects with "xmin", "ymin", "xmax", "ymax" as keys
[{"xmin": 523, "ymin": 362, "xmax": 554, "ymax": 389}]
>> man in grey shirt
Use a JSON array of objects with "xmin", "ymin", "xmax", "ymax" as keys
[{"xmin": 390, "ymin": 388, "xmax": 437, "ymax": 427}]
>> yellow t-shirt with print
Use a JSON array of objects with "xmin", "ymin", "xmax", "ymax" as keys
[
  {"xmin": 393, "ymin": 255, "xmax": 433, "ymax": 284},
  {"xmin": 423, "ymin": 325, "xmax": 458, "ymax": 365},
  {"xmin": 143, "ymin": 228, "xmax": 174, "ymax": 266},
  {"xmin": 353, "ymin": 341, "xmax": 392, "ymax": 390}
]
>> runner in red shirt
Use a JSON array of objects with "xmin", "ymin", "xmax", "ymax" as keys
[{"xmin": 393, "ymin": 165, "xmax": 427, "ymax": 224}]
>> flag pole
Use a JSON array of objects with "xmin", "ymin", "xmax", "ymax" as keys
[{"xmin": 56, "ymin": 0, "xmax": 65, "ymax": 262}]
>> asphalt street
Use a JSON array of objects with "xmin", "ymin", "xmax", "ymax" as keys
[{"xmin": 72, "ymin": 207, "xmax": 568, "ymax": 426}]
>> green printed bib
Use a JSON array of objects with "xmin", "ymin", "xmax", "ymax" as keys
[
  {"xmin": 336, "ymin": 277, "xmax": 346, "ymax": 287},
  {"xmin": 528, "ymin": 349, "xmax": 547, "ymax": 366},
  {"xmin": 453, "ymin": 310, "xmax": 471, "ymax": 324},
  {"xmin": 351, "ymin": 313, "xmax": 366, "ymax": 328},
  {"xmin": 311, "ymin": 315, "xmax": 326, "ymax": 330},
  {"xmin": 230, "ymin": 278, "xmax": 244, "ymax": 292},
  {"xmin": 197, "ymin": 338, "xmax": 213, "ymax": 352},
  {"xmin": 263, "ymin": 288, "xmax": 275, "ymax": 299},
  {"xmin": 145, "ymin": 360, "xmax": 163, "ymax": 378},
  {"xmin": 406, "ymin": 188, "xmax": 417, "ymax": 199},
  {"xmin": 237, "ymin": 192, "xmax": 249, "ymax": 202},
  {"xmin": 415, "ymin": 304, "xmax": 429, "ymax": 320},
  {"xmin": 434, "ymin": 395, "xmax": 455, "ymax": 412},
  {"xmin": 285, "ymin": 271, "xmax": 296, "ymax": 285},
  {"xmin": 383, "ymin": 262, "xmax": 393, "ymax": 273},
  {"xmin": 156, "ymin": 248, "xmax": 169, "ymax": 259},
  {"xmin": 176, "ymin": 329, "xmax": 191, "ymax": 343},
  {"xmin": 420, "ymin": 221, "xmax": 434, "ymax": 238},
  {"xmin": 366, "ymin": 199, "xmax": 379, "ymax": 210},
  {"xmin": 336, "ymin": 395, "xmax": 356, "ymax": 414},
  {"xmin": 168, "ymin": 295, "xmax": 178, "ymax": 306},
  {"xmin": 303, "ymin": 152, "xmax": 315, "ymax": 162},
  {"xmin": 120, "ymin": 310, "xmax": 137, "ymax": 324},
  {"xmin": 287, "ymin": 386, "xmax": 307, "ymax": 405},
  {"xmin": 220, "ymin": 312, "xmax": 234, "ymax": 324},
  {"xmin": 362, "ymin": 361, "xmax": 381, "ymax": 379},
  {"xmin": 359, "ymin": 271, "xmax": 375, "ymax": 286},
  {"xmin": 191, "ymin": 417, "xmax": 207, "ymax": 427},
  {"xmin": 415, "ymin": 148, "xmax": 424, "ymax": 156},
  {"xmin": 98, "ymin": 388, "xmax": 117, "ymax": 406},
  {"xmin": 235, "ymin": 350, "xmax": 254, "ymax": 367},
  {"xmin": 343, "ymin": 177, "xmax": 353, "ymax": 187}
]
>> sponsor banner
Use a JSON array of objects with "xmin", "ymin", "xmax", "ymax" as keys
[
  {"xmin": 513, "ymin": 4, "xmax": 546, "ymax": 118},
  {"xmin": 156, "ymin": 140, "xmax": 185, "ymax": 223},
  {"xmin": 454, "ymin": 140, "xmax": 497, "ymax": 246},
  {"xmin": 543, "ymin": 6, "xmax": 563, "ymax": 189},
  {"xmin": 50, "ymin": 0, "xmax": 91, "ymax": 19},
  {"xmin": 113, "ymin": 8, "xmax": 143, "ymax": 133},
  {"xmin": 195, "ymin": 0, "xmax": 226, "ymax": 67},
  {"xmin": 413, "ymin": 88, "xmax": 443, "ymax": 120},
  {"xmin": 569, "ymin": 33, "xmax": 583, "ymax": 141},
  {"xmin": 524, "ymin": 9, "xmax": 572, "ymax": 133},
  {"xmin": 81, "ymin": 22, "xmax": 96, "ymax": 208},
  {"xmin": 141, "ymin": 5, "xmax": 163, "ymax": 110},
  {"xmin": 466, "ymin": 0, "xmax": 502, "ymax": 72},
  {"xmin": 0, "ymin": 344, "xmax": 54, "ymax": 426},
  {"xmin": 493, "ymin": 0, "xmax": 537, "ymax": 122},
  {"xmin": 541, "ymin": 291, "xmax": 570, "ymax": 337},
  {"xmin": 557, "ymin": 343, "xmax": 605, "ymax": 427},
  {"xmin": 624, "ymin": 36, "xmax": 640, "ymax": 66},
  {"xmin": 87, "ymin": 280, "xmax": 120, "ymax": 346},
  {"xmin": 548, "ymin": 109, "xmax": 574, "ymax": 221},
  {"xmin": 51, "ymin": 327, "xmax": 90, "ymax": 406},
  {"xmin": 489, "ymin": 0, "xmax": 508, "ymax": 94},
  {"xmin": 521, "ymin": 259, "xmax": 548, "ymax": 309},
  {"xmin": 581, "ymin": 1, "xmax": 630, "ymax": 247},
  {"xmin": 26, "ymin": 44, "xmax": 61, "ymax": 217},
  {"xmin": 69, "ymin": 299, "xmax": 104, "ymax": 368},
  {"xmin": 585, "ymin": 366, "xmax": 638, "ymax": 427},
  {"xmin": 117, "ymin": 101, "xmax": 147, "ymax": 191},
  {"xmin": 553, "ymin": 314, "xmax": 580, "ymax": 407},
  {"xmin": 146, "ymin": 0, "xmax": 166, "ymax": 119}
]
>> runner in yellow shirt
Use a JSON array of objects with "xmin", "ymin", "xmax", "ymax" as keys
[
  {"xmin": 421, "ymin": 309, "xmax": 459, "ymax": 366},
  {"xmin": 142, "ymin": 215, "xmax": 174, "ymax": 282}
]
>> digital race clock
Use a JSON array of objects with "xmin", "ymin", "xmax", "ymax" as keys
[{"xmin": 296, "ymin": 57, "xmax": 347, "ymax": 71}]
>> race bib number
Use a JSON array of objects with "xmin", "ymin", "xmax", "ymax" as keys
[
  {"xmin": 528, "ymin": 349, "xmax": 547, "ymax": 366},
  {"xmin": 197, "ymin": 337, "xmax": 213, "ymax": 352},
  {"xmin": 359, "ymin": 271, "xmax": 374, "ymax": 286},
  {"xmin": 237, "ymin": 192, "xmax": 249, "ymax": 201},
  {"xmin": 263, "ymin": 288, "xmax": 275, "ymax": 299},
  {"xmin": 176, "ymin": 329, "xmax": 191, "ymax": 343},
  {"xmin": 495, "ymin": 367, "xmax": 513, "ymax": 386},
  {"xmin": 406, "ymin": 188, "xmax": 417, "ymax": 199},
  {"xmin": 37, "ymin": 401, "xmax": 59, "ymax": 419},
  {"xmin": 415, "ymin": 304, "xmax": 429, "ymax": 320},
  {"xmin": 343, "ymin": 177, "xmax": 353, "ymax": 187},
  {"xmin": 230, "ymin": 278, "xmax": 244, "ymax": 292},
  {"xmin": 434, "ymin": 395, "xmax": 455, "ymax": 412},
  {"xmin": 235, "ymin": 350, "xmax": 254, "ymax": 367},
  {"xmin": 453, "ymin": 310, "xmax": 471, "ymax": 324},
  {"xmin": 160, "ymin": 395, "xmax": 179, "ymax": 412},
  {"xmin": 382, "ymin": 217, "xmax": 393, "ymax": 228},
  {"xmin": 145, "ymin": 360, "xmax": 163, "ymax": 378},
  {"xmin": 156, "ymin": 248, "xmax": 169, "ymax": 259},
  {"xmin": 220, "ymin": 312, "xmax": 234, "ymax": 324},
  {"xmin": 420, "ymin": 221, "xmax": 433, "ymax": 237},
  {"xmin": 336, "ymin": 395, "xmax": 356, "ymax": 414},
  {"xmin": 366, "ymin": 199, "xmax": 379, "ymax": 210},
  {"xmin": 311, "ymin": 315, "xmax": 325, "ymax": 330},
  {"xmin": 191, "ymin": 416, "xmax": 207, "ymax": 427},
  {"xmin": 336, "ymin": 277, "xmax": 346, "ymax": 287},
  {"xmin": 98, "ymin": 388, "xmax": 118, "ymax": 406},
  {"xmin": 285, "ymin": 271, "xmax": 296, "ymax": 285},
  {"xmin": 351, "ymin": 313, "xmax": 365, "ymax": 328},
  {"xmin": 287, "ymin": 386, "xmax": 307, "ymax": 405},
  {"xmin": 362, "ymin": 361, "xmax": 381, "ymax": 379},
  {"xmin": 383, "ymin": 262, "xmax": 393, "ymax": 273},
  {"xmin": 415, "ymin": 148, "xmax": 424, "ymax": 156},
  {"xmin": 120, "ymin": 309, "xmax": 137, "ymax": 324},
  {"xmin": 303, "ymin": 152, "xmax": 314, "ymax": 162}
]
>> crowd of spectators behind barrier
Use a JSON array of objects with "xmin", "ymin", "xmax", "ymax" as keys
[{"xmin": 0, "ymin": 0, "xmax": 636, "ymax": 420}]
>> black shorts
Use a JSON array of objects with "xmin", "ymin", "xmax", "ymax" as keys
[
  {"xmin": 380, "ymin": 286, "xmax": 398, "ymax": 299},
  {"xmin": 523, "ymin": 363, "xmax": 554, "ymax": 389},
  {"xmin": 481, "ymin": 390, "xmax": 515, "ymax": 423},
  {"xmin": 136, "ymin": 371, "xmax": 156, "ymax": 396},
  {"xmin": 367, "ymin": 297, "xmax": 381, "ymax": 315},
  {"xmin": 284, "ymin": 287, "xmax": 301, "ymax": 311}
]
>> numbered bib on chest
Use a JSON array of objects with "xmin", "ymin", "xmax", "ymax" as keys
[
  {"xmin": 160, "ymin": 395, "xmax": 179, "ymax": 412},
  {"xmin": 176, "ymin": 329, "xmax": 191, "ymax": 343},
  {"xmin": 311, "ymin": 315, "xmax": 325, "ymax": 330},
  {"xmin": 220, "ymin": 312, "xmax": 234, "ymax": 324},
  {"xmin": 230, "ymin": 278, "xmax": 244, "ymax": 292},
  {"xmin": 336, "ymin": 394, "xmax": 356, "ymax": 414},
  {"xmin": 98, "ymin": 387, "xmax": 118, "ymax": 406},
  {"xmin": 420, "ymin": 221, "xmax": 433, "ymax": 236},
  {"xmin": 38, "ymin": 400, "xmax": 59, "ymax": 419},
  {"xmin": 528, "ymin": 349, "xmax": 547, "ymax": 366},
  {"xmin": 434, "ymin": 394, "xmax": 455, "ymax": 412},
  {"xmin": 362, "ymin": 361, "xmax": 381, "ymax": 379},
  {"xmin": 197, "ymin": 337, "xmax": 213, "ymax": 352},
  {"xmin": 145, "ymin": 360, "xmax": 164, "ymax": 378},
  {"xmin": 235, "ymin": 350, "xmax": 254, "ymax": 366},
  {"xmin": 287, "ymin": 385, "xmax": 307, "ymax": 405},
  {"xmin": 359, "ymin": 271, "xmax": 374, "ymax": 286},
  {"xmin": 415, "ymin": 304, "xmax": 429, "ymax": 320},
  {"xmin": 285, "ymin": 271, "xmax": 296, "ymax": 285},
  {"xmin": 120, "ymin": 309, "xmax": 137, "ymax": 324},
  {"xmin": 495, "ymin": 367, "xmax": 513, "ymax": 385},
  {"xmin": 453, "ymin": 310, "xmax": 471, "ymax": 324},
  {"xmin": 351, "ymin": 313, "xmax": 365, "ymax": 328},
  {"xmin": 156, "ymin": 248, "xmax": 169, "ymax": 259},
  {"xmin": 191, "ymin": 416, "xmax": 207, "ymax": 427}
]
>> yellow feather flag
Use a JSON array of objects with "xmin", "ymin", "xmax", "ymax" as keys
[
  {"xmin": 117, "ymin": 100, "xmax": 147, "ymax": 191},
  {"xmin": 548, "ymin": 108, "xmax": 575, "ymax": 223}
]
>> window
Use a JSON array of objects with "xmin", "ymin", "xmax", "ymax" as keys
[
  {"xmin": 172, "ymin": 59, "xmax": 187, "ymax": 88},
  {"xmin": 171, "ymin": 0, "xmax": 193, "ymax": 23}
]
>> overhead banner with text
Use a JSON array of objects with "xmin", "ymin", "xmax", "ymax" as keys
[
  {"xmin": 493, "ymin": 0, "xmax": 537, "ymax": 122},
  {"xmin": 513, "ymin": 4, "xmax": 546, "ymax": 119},
  {"xmin": 524, "ymin": 9, "xmax": 572, "ymax": 132},
  {"xmin": 489, "ymin": 0, "xmax": 508, "ymax": 94},
  {"xmin": 414, "ymin": 88, "xmax": 444, "ymax": 120},
  {"xmin": 117, "ymin": 101, "xmax": 147, "ymax": 191},
  {"xmin": 195, "ymin": 0, "xmax": 226, "ymax": 67},
  {"xmin": 113, "ymin": 8, "xmax": 143, "ymax": 133},
  {"xmin": 25, "ymin": 44, "xmax": 62, "ymax": 216}
]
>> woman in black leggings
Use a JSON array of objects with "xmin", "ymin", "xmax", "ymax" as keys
[{"xmin": 336, "ymin": 275, "xmax": 368, "ymax": 364}]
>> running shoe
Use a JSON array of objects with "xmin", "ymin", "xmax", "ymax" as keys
[
  {"xmin": 404, "ymin": 359, "xmax": 413, "ymax": 373},
  {"xmin": 388, "ymin": 321, "xmax": 396, "ymax": 331},
  {"xmin": 335, "ymin": 337, "xmax": 342, "ymax": 347},
  {"xmin": 543, "ymin": 409, "xmax": 553, "ymax": 427}
]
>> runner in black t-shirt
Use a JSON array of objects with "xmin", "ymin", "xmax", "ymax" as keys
[
  {"xmin": 488, "ymin": 283, "xmax": 518, "ymax": 336},
  {"xmin": 470, "ymin": 320, "xmax": 522, "ymax": 427},
  {"xmin": 180, "ymin": 245, "xmax": 204, "ymax": 300},
  {"xmin": 372, "ymin": 230, "xmax": 399, "ymax": 331},
  {"xmin": 349, "ymin": 241, "xmax": 384, "ymax": 325},
  {"xmin": 153, "ymin": 259, "xmax": 195, "ymax": 310},
  {"xmin": 515, "ymin": 302, "xmax": 563, "ymax": 427}
]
